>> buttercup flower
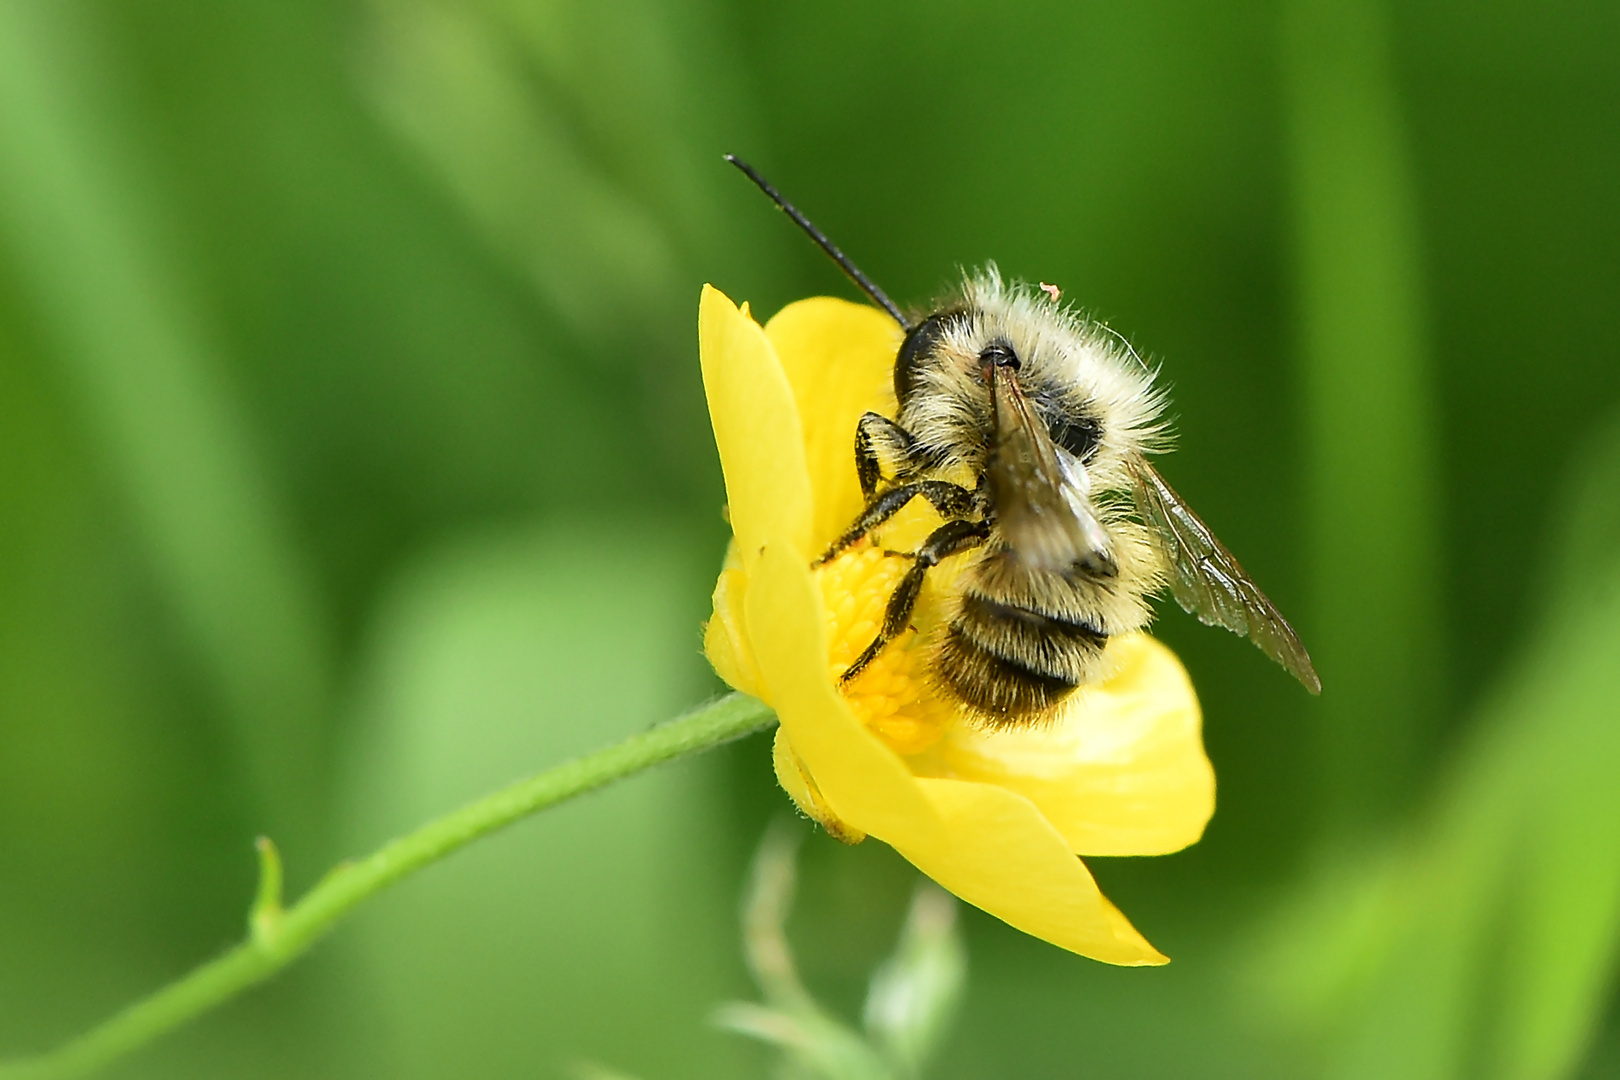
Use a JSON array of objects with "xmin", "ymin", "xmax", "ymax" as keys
[{"xmin": 700, "ymin": 285, "xmax": 1214, "ymax": 965}]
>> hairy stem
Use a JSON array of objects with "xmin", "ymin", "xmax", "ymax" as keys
[{"xmin": 0, "ymin": 693, "xmax": 776, "ymax": 1080}]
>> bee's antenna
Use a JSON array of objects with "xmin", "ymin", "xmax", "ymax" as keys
[{"xmin": 724, "ymin": 154, "xmax": 911, "ymax": 330}]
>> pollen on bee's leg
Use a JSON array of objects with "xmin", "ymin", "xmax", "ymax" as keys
[{"xmin": 816, "ymin": 544, "xmax": 951, "ymax": 756}]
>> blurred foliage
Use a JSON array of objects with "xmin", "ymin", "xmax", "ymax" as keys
[
  {"xmin": 1283, "ymin": 0, "xmax": 1443, "ymax": 832},
  {"xmin": 710, "ymin": 824, "xmax": 965, "ymax": 1080},
  {"xmin": 336, "ymin": 520, "xmax": 743, "ymax": 1080},
  {"xmin": 1252, "ymin": 411, "xmax": 1620, "ymax": 1080},
  {"xmin": 0, "ymin": 0, "xmax": 1616, "ymax": 1077},
  {"xmin": 577, "ymin": 823, "xmax": 967, "ymax": 1080}
]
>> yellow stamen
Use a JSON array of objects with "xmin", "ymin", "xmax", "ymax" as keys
[{"xmin": 816, "ymin": 521, "xmax": 956, "ymax": 755}]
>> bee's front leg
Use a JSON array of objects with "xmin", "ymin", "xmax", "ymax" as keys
[
  {"xmin": 840, "ymin": 518, "xmax": 989, "ymax": 684},
  {"xmin": 855, "ymin": 412, "xmax": 923, "ymax": 500}
]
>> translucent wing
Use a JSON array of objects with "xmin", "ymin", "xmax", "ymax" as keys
[
  {"xmin": 987, "ymin": 366, "xmax": 1114, "ymax": 577},
  {"xmin": 1130, "ymin": 459, "xmax": 1321, "ymax": 693}
]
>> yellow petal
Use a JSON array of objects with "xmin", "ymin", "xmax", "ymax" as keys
[
  {"xmin": 746, "ymin": 543, "xmax": 935, "ymax": 837},
  {"xmin": 703, "ymin": 542, "xmax": 764, "ymax": 698},
  {"xmin": 772, "ymin": 727, "xmax": 866, "ymax": 844},
  {"xmin": 763, "ymin": 298, "xmax": 901, "ymax": 548},
  {"xmin": 908, "ymin": 776, "xmax": 1167, "ymax": 964},
  {"xmin": 745, "ymin": 542, "xmax": 1167, "ymax": 964},
  {"xmin": 698, "ymin": 286, "xmax": 814, "ymax": 570},
  {"xmin": 933, "ymin": 635, "xmax": 1215, "ymax": 857}
]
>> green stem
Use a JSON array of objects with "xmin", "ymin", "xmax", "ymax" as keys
[{"xmin": 0, "ymin": 693, "xmax": 776, "ymax": 1080}]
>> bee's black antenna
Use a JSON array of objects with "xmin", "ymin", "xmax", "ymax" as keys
[{"xmin": 724, "ymin": 154, "xmax": 911, "ymax": 330}]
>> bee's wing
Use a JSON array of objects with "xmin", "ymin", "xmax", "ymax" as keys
[
  {"xmin": 988, "ymin": 368, "xmax": 1114, "ymax": 576},
  {"xmin": 1130, "ymin": 458, "xmax": 1322, "ymax": 693}
]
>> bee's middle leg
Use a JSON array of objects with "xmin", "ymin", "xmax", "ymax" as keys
[
  {"xmin": 816, "ymin": 481, "xmax": 976, "ymax": 565},
  {"xmin": 840, "ymin": 519, "xmax": 988, "ymax": 684}
]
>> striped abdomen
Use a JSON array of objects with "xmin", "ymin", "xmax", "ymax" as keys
[{"xmin": 934, "ymin": 575, "xmax": 1110, "ymax": 726}]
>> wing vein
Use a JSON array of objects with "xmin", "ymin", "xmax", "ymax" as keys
[{"xmin": 1130, "ymin": 459, "xmax": 1321, "ymax": 693}]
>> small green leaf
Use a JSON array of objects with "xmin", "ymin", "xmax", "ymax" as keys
[
  {"xmin": 715, "ymin": 1001, "xmax": 894, "ymax": 1080},
  {"xmin": 862, "ymin": 886, "xmax": 965, "ymax": 1077},
  {"xmin": 249, "ymin": 836, "xmax": 284, "ymax": 946}
]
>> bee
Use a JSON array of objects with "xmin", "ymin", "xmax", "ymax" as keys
[{"xmin": 726, "ymin": 156, "xmax": 1320, "ymax": 726}]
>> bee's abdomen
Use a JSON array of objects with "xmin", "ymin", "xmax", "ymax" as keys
[{"xmin": 936, "ymin": 592, "xmax": 1108, "ymax": 725}]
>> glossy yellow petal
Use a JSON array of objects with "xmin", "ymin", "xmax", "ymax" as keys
[
  {"xmin": 933, "ymin": 634, "xmax": 1215, "ymax": 857},
  {"xmin": 746, "ymin": 543, "xmax": 935, "ymax": 838},
  {"xmin": 698, "ymin": 286, "xmax": 813, "ymax": 570},
  {"xmin": 772, "ymin": 727, "xmax": 866, "ymax": 845},
  {"xmin": 704, "ymin": 542, "xmax": 764, "ymax": 698},
  {"xmin": 763, "ymin": 298, "xmax": 901, "ymax": 548},
  {"xmin": 745, "ymin": 543, "xmax": 1166, "ymax": 964},
  {"xmin": 908, "ymin": 776, "xmax": 1166, "ymax": 964}
]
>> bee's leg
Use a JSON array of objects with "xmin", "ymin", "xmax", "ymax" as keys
[
  {"xmin": 840, "ymin": 519, "xmax": 989, "ymax": 684},
  {"xmin": 855, "ymin": 413, "xmax": 918, "ymax": 500},
  {"xmin": 816, "ymin": 481, "xmax": 976, "ymax": 565}
]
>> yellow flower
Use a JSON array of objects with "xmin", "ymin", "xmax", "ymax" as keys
[{"xmin": 699, "ymin": 285, "xmax": 1214, "ymax": 965}]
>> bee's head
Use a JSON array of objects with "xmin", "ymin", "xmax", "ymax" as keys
[{"xmin": 892, "ymin": 268, "xmax": 1166, "ymax": 487}]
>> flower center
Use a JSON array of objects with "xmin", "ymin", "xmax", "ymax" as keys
[{"xmin": 815, "ymin": 503, "xmax": 959, "ymax": 755}]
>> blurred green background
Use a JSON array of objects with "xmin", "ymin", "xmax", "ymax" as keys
[{"xmin": 1, "ymin": 0, "xmax": 1618, "ymax": 1077}]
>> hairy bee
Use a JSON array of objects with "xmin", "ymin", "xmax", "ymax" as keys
[{"xmin": 727, "ymin": 156, "xmax": 1320, "ymax": 727}]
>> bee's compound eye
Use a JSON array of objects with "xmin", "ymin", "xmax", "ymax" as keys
[
  {"xmin": 979, "ymin": 343, "xmax": 1020, "ymax": 372},
  {"xmin": 895, "ymin": 312, "xmax": 960, "ymax": 407},
  {"xmin": 1049, "ymin": 411, "xmax": 1103, "ymax": 462}
]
